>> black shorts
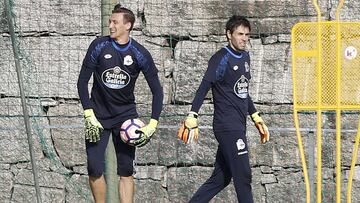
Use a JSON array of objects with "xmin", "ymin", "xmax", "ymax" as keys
[{"xmin": 86, "ymin": 126, "xmax": 135, "ymax": 177}]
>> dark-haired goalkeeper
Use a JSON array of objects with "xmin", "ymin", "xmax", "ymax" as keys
[
  {"xmin": 178, "ymin": 15, "xmax": 270, "ymax": 203},
  {"xmin": 77, "ymin": 4, "xmax": 163, "ymax": 203}
]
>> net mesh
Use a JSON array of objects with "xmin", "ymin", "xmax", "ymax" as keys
[
  {"xmin": 1, "ymin": 0, "xmax": 360, "ymax": 202},
  {"xmin": 292, "ymin": 22, "xmax": 360, "ymax": 108}
]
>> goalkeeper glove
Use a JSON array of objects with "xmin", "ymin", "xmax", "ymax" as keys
[
  {"xmin": 178, "ymin": 111, "xmax": 199, "ymax": 144},
  {"xmin": 84, "ymin": 109, "xmax": 103, "ymax": 143},
  {"xmin": 251, "ymin": 112, "xmax": 270, "ymax": 144},
  {"xmin": 132, "ymin": 119, "xmax": 158, "ymax": 147}
]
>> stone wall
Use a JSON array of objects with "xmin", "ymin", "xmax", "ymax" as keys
[{"xmin": 1, "ymin": 0, "xmax": 360, "ymax": 202}]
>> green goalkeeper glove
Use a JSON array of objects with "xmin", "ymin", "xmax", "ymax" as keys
[
  {"xmin": 132, "ymin": 119, "xmax": 158, "ymax": 147},
  {"xmin": 251, "ymin": 112, "xmax": 270, "ymax": 144},
  {"xmin": 178, "ymin": 111, "xmax": 199, "ymax": 144},
  {"xmin": 84, "ymin": 109, "xmax": 103, "ymax": 143}
]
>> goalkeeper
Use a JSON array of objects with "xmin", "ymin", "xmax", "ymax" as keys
[
  {"xmin": 77, "ymin": 4, "xmax": 163, "ymax": 203},
  {"xmin": 178, "ymin": 15, "xmax": 269, "ymax": 203}
]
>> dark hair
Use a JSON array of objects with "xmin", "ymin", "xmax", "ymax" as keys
[
  {"xmin": 225, "ymin": 15, "xmax": 251, "ymax": 39},
  {"xmin": 112, "ymin": 4, "xmax": 135, "ymax": 30}
]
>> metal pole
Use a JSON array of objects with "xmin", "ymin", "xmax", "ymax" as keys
[
  {"xmin": 4, "ymin": 0, "xmax": 42, "ymax": 202},
  {"xmin": 308, "ymin": 131, "xmax": 315, "ymax": 203},
  {"xmin": 101, "ymin": 0, "xmax": 120, "ymax": 202}
]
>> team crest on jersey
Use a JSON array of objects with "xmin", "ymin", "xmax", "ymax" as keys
[
  {"xmin": 234, "ymin": 75, "xmax": 249, "ymax": 98},
  {"xmin": 245, "ymin": 62, "xmax": 250, "ymax": 72},
  {"xmin": 236, "ymin": 138, "xmax": 245, "ymax": 150},
  {"xmin": 124, "ymin": 55, "xmax": 133, "ymax": 66},
  {"xmin": 236, "ymin": 138, "xmax": 248, "ymax": 155},
  {"xmin": 104, "ymin": 54, "xmax": 112, "ymax": 59},
  {"xmin": 102, "ymin": 66, "xmax": 130, "ymax": 89}
]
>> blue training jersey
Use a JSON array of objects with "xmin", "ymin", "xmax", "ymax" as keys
[
  {"xmin": 191, "ymin": 45, "xmax": 257, "ymax": 132},
  {"xmin": 77, "ymin": 36, "xmax": 163, "ymax": 129}
]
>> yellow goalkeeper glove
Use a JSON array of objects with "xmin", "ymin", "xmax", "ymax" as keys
[
  {"xmin": 133, "ymin": 119, "xmax": 158, "ymax": 147},
  {"xmin": 251, "ymin": 112, "xmax": 270, "ymax": 144},
  {"xmin": 84, "ymin": 109, "xmax": 103, "ymax": 143},
  {"xmin": 178, "ymin": 111, "xmax": 199, "ymax": 144}
]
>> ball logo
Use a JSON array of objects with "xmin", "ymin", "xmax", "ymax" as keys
[
  {"xmin": 124, "ymin": 55, "xmax": 133, "ymax": 66},
  {"xmin": 102, "ymin": 66, "xmax": 130, "ymax": 89},
  {"xmin": 234, "ymin": 75, "xmax": 249, "ymax": 98}
]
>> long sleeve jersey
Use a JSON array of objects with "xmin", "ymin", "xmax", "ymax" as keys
[
  {"xmin": 191, "ymin": 45, "xmax": 257, "ymax": 132},
  {"xmin": 77, "ymin": 36, "xmax": 163, "ymax": 129}
]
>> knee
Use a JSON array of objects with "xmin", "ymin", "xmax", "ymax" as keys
[
  {"xmin": 120, "ymin": 176, "xmax": 134, "ymax": 181},
  {"xmin": 117, "ymin": 163, "xmax": 134, "ymax": 176},
  {"xmin": 120, "ymin": 176, "xmax": 134, "ymax": 186},
  {"xmin": 238, "ymin": 168, "xmax": 252, "ymax": 184},
  {"xmin": 87, "ymin": 159, "xmax": 105, "ymax": 177},
  {"xmin": 89, "ymin": 175, "xmax": 104, "ymax": 182},
  {"xmin": 232, "ymin": 164, "xmax": 252, "ymax": 184}
]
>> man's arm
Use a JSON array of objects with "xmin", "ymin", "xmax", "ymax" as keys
[
  {"xmin": 144, "ymin": 73, "xmax": 163, "ymax": 120},
  {"xmin": 248, "ymin": 96, "xmax": 270, "ymax": 144},
  {"xmin": 77, "ymin": 38, "xmax": 101, "ymax": 110},
  {"xmin": 178, "ymin": 79, "xmax": 212, "ymax": 144},
  {"xmin": 247, "ymin": 96, "xmax": 257, "ymax": 116},
  {"xmin": 131, "ymin": 72, "xmax": 163, "ymax": 147},
  {"xmin": 77, "ymin": 39, "xmax": 104, "ymax": 142},
  {"xmin": 178, "ymin": 53, "xmax": 218, "ymax": 144},
  {"xmin": 190, "ymin": 79, "xmax": 212, "ymax": 113},
  {"xmin": 77, "ymin": 64, "xmax": 94, "ymax": 109}
]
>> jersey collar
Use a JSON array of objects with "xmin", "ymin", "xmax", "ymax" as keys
[
  {"xmin": 111, "ymin": 37, "xmax": 132, "ymax": 52},
  {"xmin": 224, "ymin": 45, "xmax": 243, "ymax": 59}
]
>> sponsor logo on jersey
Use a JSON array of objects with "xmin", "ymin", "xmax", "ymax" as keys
[
  {"xmin": 104, "ymin": 54, "xmax": 112, "ymax": 59},
  {"xmin": 102, "ymin": 66, "xmax": 130, "ymax": 89},
  {"xmin": 245, "ymin": 62, "xmax": 250, "ymax": 72},
  {"xmin": 234, "ymin": 75, "xmax": 249, "ymax": 98},
  {"xmin": 124, "ymin": 55, "xmax": 133, "ymax": 66},
  {"xmin": 233, "ymin": 65, "xmax": 239, "ymax": 71}
]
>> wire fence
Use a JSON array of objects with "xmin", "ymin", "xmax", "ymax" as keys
[{"xmin": 1, "ymin": 0, "xmax": 360, "ymax": 202}]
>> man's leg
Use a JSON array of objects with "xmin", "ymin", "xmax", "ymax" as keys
[
  {"xmin": 188, "ymin": 147, "xmax": 232, "ymax": 203},
  {"xmin": 217, "ymin": 130, "xmax": 253, "ymax": 203},
  {"xmin": 112, "ymin": 127, "xmax": 136, "ymax": 203},
  {"xmin": 89, "ymin": 175, "xmax": 106, "ymax": 203},
  {"xmin": 86, "ymin": 129, "xmax": 111, "ymax": 203},
  {"xmin": 119, "ymin": 176, "xmax": 135, "ymax": 203}
]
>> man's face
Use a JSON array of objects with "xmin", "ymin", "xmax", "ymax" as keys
[
  {"xmin": 227, "ymin": 25, "xmax": 250, "ymax": 51},
  {"xmin": 109, "ymin": 13, "xmax": 131, "ymax": 41}
]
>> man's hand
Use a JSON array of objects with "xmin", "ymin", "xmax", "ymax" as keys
[
  {"xmin": 84, "ymin": 109, "xmax": 103, "ymax": 143},
  {"xmin": 132, "ymin": 119, "xmax": 158, "ymax": 147},
  {"xmin": 251, "ymin": 112, "xmax": 270, "ymax": 144},
  {"xmin": 178, "ymin": 111, "xmax": 199, "ymax": 144}
]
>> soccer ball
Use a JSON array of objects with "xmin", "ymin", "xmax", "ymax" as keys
[{"xmin": 120, "ymin": 118, "xmax": 145, "ymax": 145}]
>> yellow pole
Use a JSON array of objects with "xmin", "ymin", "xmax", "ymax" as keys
[
  {"xmin": 346, "ymin": 119, "xmax": 360, "ymax": 203},
  {"xmin": 291, "ymin": 23, "xmax": 311, "ymax": 203},
  {"xmin": 335, "ymin": 0, "xmax": 345, "ymax": 22},
  {"xmin": 335, "ymin": 1, "xmax": 345, "ymax": 202},
  {"xmin": 294, "ymin": 111, "xmax": 311, "ymax": 203},
  {"xmin": 313, "ymin": 0, "xmax": 323, "ymax": 201}
]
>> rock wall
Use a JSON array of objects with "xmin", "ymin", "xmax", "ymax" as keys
[{"xmin": 1, "ymin": 0, "xmax": 360, "ymax": 202}]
